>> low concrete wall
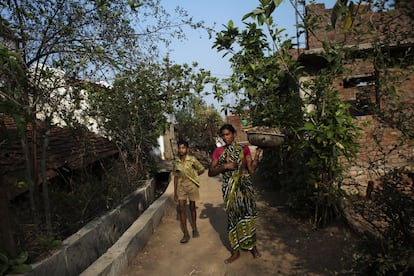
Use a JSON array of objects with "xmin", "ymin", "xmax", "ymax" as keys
[
  {"xmin": 23, "ymin": 179, "xmax": 157, "ymax": 276},
  {"xmin": 79, "ymin": 185, "xmax": 174, "ymax": 276}
]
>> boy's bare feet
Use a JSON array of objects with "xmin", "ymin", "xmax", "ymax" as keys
[
  {"xmin": 180, "ymin": 234, "xmax": 190, "ymax": 243},
  {"xmin": 224, "ymin": 251, "xmax": 240, "ymax": 264}
]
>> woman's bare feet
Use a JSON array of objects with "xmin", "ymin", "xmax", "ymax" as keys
[
  {"xmin": 250, "ymin": 246, "xmax": 262, "ymax": 258},
  {"xmin": 224, "ymin": 251, "xmax": 240, "ymax": 264}
]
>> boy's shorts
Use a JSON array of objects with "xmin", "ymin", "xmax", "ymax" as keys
[{"xmin": 177, "ymin": 179, "xmax": 199, "ymax": 201}]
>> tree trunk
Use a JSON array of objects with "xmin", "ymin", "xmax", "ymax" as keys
[
  {"xmin": 117, "ymin": 145, "xmax": 131, "ymax": 185},
  {"xmin": 21, "ymin": 129, "xmax": 40, "ymax": 226},
  {"xmin": 0, "ymin": 176, "xmax": 17, "ymax": 257},
  {"xmin": 41, "ymin": 129, "xmax": 52, "ymax": 234}
]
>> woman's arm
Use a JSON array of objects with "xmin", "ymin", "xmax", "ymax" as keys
[
  {"xmin": 208, "ymin": 158, "xmax": 237, "ymax": 176},
  {"xmin": 208, "ymin": 158, "xmax": 222, "ymax": 176},
  {"xmin": 247, "ymin": 147, "xmax": 262, "ymax": 174}
]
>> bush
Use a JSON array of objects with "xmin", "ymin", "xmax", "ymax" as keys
[{"xmin": 353, "ymin": 169, "xmax": 414, "ymax": 275}]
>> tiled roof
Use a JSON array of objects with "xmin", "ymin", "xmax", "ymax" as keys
[{"xmin": 0, "ymin": 113, "xmax": 118, "ymax": 198}]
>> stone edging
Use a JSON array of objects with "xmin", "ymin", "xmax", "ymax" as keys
[
  {"xmin": 22, "ymin": 178, "xmax": 171, "ymax": 276},
  {"xmin": 80, "ymin": 183, "xmax": 174, "ymax": 276}
]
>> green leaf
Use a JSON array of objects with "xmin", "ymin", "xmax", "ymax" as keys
[
  {"xmin": 316, "ymin": 135, "xmax": 323, "ymax": 143},
  {"xmin": 0, "ymin": 252, "xmax": 10, "ymax": 275},
  {"xmin": 0, "ymin": 251, "xmax": 9, "ymax": 264},
  {"xmin": 252, "ymin": 8, "xmax": 265, "ymax": 15},
  {"xmin": 343, "ymin": 11, "xmax": 353, "ymax": 32},
  {"xmin": 10, "ymin": 263, "xmax": 32, "ymax": 274},
  {"xmin": 272, "ymin": 0, "xmax": 284, "ymax": 7},
  {"xmin": 257, "ymin": 14, "xmax": 265, "ymax": 26},
  {"xmin": 303, "ymin": 121, "xmax": 315, "ymax": 130},
  {"xmin": 331, "ymin": 0, "xmax": 348, "ymax": 29},
  {"xmin": 12, "ymin": 114, "xmax": 28, "ymax": 136},
  {"xmin": 265, "ymin": 0, "xmax": 284, "ymax": 18},
  {"xmin": 242, "ymin": 12, "xmax": 254, "ymax": 21},
  {"xmin": 127, "ymin": 0, "xmax": 143, "ymax": 11},
  {"xmin": 335, "ymin": 141, "xmax": 344, "ymax": 150},
  {"xmin": 228, "ymin": 20, "xmax": 234, "ymax": 28},
  {"xmin": 16, "ymin": 180, "xmax": 27, "ymax": 189},
  {"xmin": 13, "ymin": 252, "xmax": 28, "ymax": 265}
]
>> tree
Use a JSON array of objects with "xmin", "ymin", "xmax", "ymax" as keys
[
  {"xmin": 213, "ymin": 0, "xmax": 359, "ymax": 226},
  {"xmin": 215, "ymin": 0, "xmax": 413, "ymax": 273},
  {"xmin": 174, "ymin": 97, "xmax": 223, "ymax": 152},
  {"xmin": 0, "ymin": 0, "xmax": 206, "ymax": 253},
  {"xmin": 89, "ymin": 62, "xmax": 168, "ymax": 180},
  {"xmin": 88, "ymin": 55, "xmax": 222, "ymax": 180},
  {"xmin": 328, "ymin": 0, "xmax": 414, "ymax": 273},
  {"xmin": 157, "ymin": 58, "xmax": 223, "ymax": 152}
]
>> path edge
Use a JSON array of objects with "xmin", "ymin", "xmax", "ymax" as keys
[{"xmin": 79, "ymin": 181, "xmax": 174, "ymax": 276}]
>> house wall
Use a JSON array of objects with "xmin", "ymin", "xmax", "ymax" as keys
[
  {"xmin": 303, "ymin": 3, "xmax": 414, "ymax": 195},
  {"xmin": 162, "ymin": 122, "xmax": 176, "ymax": 160},
  {"xmin": 344, "ymin": 115, "xmax": 414, "ymax": 194},
  {"xmin": 225, "ymin": 114, "xmax": 249, "ymax": 144},
  {"xmin": 306, "ymin": 3, "xmax": 414, "ymax": 50}
]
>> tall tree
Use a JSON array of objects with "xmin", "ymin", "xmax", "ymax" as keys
[
  {"xmin": 174, "ymin": 97, "xmax": 223, "ymax": 152},
  {"xmin": 89, "ymin": 62, "xmax": 168, "ymax": 179},
  {"xmin": 0, "ymin": 0, "xmax": 205, "ymax": 249},
  {"xmin": 89, "ymin": 57, "xmax": 223, "ymax": 172},
  {"xmin": 160, "ymin": 56, "xmax": 222, "ymax": 152},
  {"xmin": 213, "ymin": 0, "xmax": 359, "ymax": 226}
]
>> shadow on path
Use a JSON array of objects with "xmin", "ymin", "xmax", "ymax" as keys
[
  {"xmin": 122, "ymin": 172, "xmax": 362, "ymax": 276},
  {"xmin": 199, "ymin": 202, "xmax": 231, "ymax": 252}
]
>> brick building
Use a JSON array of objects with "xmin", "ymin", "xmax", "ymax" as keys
[
  {"xmin": 225, "ymin": 113, "xmax": 249, "ymax": 144},
  {"xmin": 299, "ymin": 2, "xmax": 414, "ymax": 194}
]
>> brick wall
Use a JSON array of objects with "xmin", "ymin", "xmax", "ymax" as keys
[
  {"xmin": 306, "ymin": 4, "xmax": 413, "ymax": 50},
  {"xmin": 342, "ymin": 115, "xmax": 414, "ymax": 195},
  {"xmin": 303, "ymin": 3, "xmax": 414, "ymax": 194},
  {"xmin": 225, "ymin": 114, "xmax": 249, "ymax": 144}
]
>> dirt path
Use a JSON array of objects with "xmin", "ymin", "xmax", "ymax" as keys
[{"xmin": 122, "ymin": 172, "xmax": 360, "ymax": 276}]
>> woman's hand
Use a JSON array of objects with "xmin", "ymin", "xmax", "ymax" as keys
[
  {"xmin": 254, "ymin": 148, "xmax": 263, "ymax": 161},
  {"xmin": 248, "ymin": 147, "xmax": 262, "ymax": 174},
  {"xmin": 223, "ymin": 162, "xmax": 238, "ymax": 171},
  {"xmin": 208, "ymin": 158, "xmax": 237, "ymax": 177}
]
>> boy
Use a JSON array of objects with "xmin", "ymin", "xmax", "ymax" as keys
[{"xmin": 173, "ymin": 140, "xmax": 205, "ymax": 243}]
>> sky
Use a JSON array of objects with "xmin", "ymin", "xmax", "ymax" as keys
[{"xmin": 161, "ymin": 0, "xmax": 337, "ymax": 109}]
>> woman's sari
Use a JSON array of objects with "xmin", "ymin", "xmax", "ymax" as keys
[{"xmin": 217, "ymin": 143, "xmax": 257, "ymax": 251}]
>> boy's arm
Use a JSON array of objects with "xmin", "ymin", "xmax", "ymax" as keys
[
  {"xmin": 193, "ymin": 157, "xmax": 205, "ymax": 175},
  {"xmin": 173, "ymin": 175, "xmax": 178, "ymax": 202}
]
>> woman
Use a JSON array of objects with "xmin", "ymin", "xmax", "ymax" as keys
[{"xmin": 208, "ymin": 124, "xmax": 262, "ymax": 264}]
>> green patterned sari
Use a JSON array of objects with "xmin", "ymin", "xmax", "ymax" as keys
[{"xmin": 218, "ymin": 143, "xmax": 257, "ymax": 251}]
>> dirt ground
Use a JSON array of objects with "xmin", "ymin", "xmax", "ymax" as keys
[{"xmin": 122, "ymin": 171, "xmax": 361, "ymax": 276}]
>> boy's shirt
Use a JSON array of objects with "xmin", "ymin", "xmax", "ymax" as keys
[{"xmin": 173, "ymin": 155, "xmax": 204, "ymax": 186}]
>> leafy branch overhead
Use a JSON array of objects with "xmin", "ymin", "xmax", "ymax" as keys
[
  {"xmin": 0, "ymin": 0, "xmax": 206, "ymax": 82},
  {"xmin": 212, "ymin": 0, "xmax": 362, "ymax": 229},
  {"xmin": 331, "ymin": 0, "xmax": 354, "ymax": 31},
  {"xmin": 242, "ymin": 0, "xmax": 283, "ymax": 25}
]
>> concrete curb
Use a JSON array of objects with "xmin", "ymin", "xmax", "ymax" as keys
[
  {"xmin": 23, "ymin": 179, "xmax": 159, "ymax": 276},
  {"xmin": 79, "ymin": 181, "xmax": 174, "ymax": 276}
]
